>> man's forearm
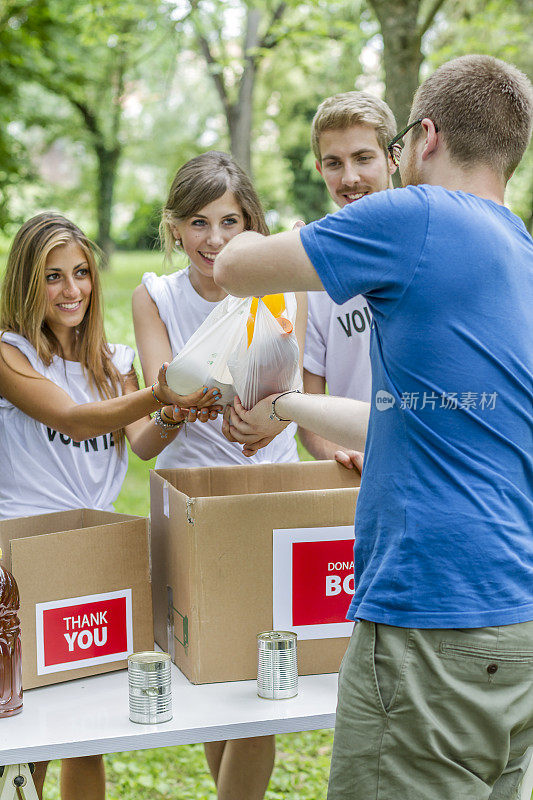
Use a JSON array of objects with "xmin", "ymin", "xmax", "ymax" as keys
[
  {"xmin": 214, "ymin": 230, "xmax": 323, "ymax": 297},
  {"xmin": 278, "ymin": 393, "xmax": 369, "ymax": 452}
]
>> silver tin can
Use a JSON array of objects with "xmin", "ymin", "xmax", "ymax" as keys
[
  {"xmin": 128, "ymin": 651, "xmax": 172, "ymax": 724},
  {"xmin": 257, "ymin": 631, "xmax": 298, "ymax": 699}
]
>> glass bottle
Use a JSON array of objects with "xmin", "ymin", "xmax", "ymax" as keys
[{"xmin": 0, "ymin": 547, "xmax": 23, "ymax": 717}]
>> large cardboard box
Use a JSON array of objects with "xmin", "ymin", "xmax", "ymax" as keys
[
  {"xmin": 150, "ymin": 461, "xmax": 360, "ymax": 684},
  {"xmin": 0, "ymin": 509, "xmax": 153, "ymax": 689}
]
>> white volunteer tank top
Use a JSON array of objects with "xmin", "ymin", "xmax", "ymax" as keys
[
  {"xmin": 0, "ymin": 332, "xmax": 134, "ymax": 518},
  {"xmin": 142, "ymin": 269, "xmax": 299, "ymax": 469}
]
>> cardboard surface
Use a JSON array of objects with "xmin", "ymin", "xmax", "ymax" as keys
[
  {"xmin": 150, "ymin": 461, "xmax": 360, "ymax": 684},
  {"xmin": 0, "ymin": 509, "xmax": 153, "ymax": 689}
]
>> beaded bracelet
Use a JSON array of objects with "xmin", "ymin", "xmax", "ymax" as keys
[
  {"xmin": 154, "ymin": 409, "xmax": 184, "ymax": 439},
  {"xmin": 151, "ymin": 383, "xmax": 165, "ymax": 405},
  {"xmin": 161, "ymin": 407, "xmax": 177, "ymax": 424}
]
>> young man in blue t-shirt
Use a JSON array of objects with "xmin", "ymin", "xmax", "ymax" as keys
[{"xmin": 215, "ymin": 55, "xmax": 533, "ymax": 800}]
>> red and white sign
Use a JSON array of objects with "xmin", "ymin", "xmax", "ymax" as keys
[
  {"xmin": 273, "ymin": 526, "xmax": 355, "ymax": 640},
  {"xmin": 35, "ymin": 589, "xmax": 133, "ymax": 675}
]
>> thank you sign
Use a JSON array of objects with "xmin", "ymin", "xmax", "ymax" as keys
[
  {"xmin": 35, "ymin": 589, "xmax": 133, "ymax": 674},
  {"xmin": 273, "ymin": 526, "xmax": 355, "ymax": 640}
]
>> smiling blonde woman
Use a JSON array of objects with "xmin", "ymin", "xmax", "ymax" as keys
[{"xmin": 0, "ymin": 212, "xmax": 218, "ymax": 800}]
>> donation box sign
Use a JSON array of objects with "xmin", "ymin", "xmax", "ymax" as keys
[
  {"xmin": 35, "ymin": 589, "xmax": 133, "ymax": 675},
  {"xmin": 273, "ymin": 526, "xmax": 355, "ymax": 640}
]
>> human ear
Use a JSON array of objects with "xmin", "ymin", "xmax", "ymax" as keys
[
  {"xmin": 315, "ymin": 159, "xmax": 323, "ymax": 176},
  {"xmin": 420, "ymin": 118, "xmax": 439, "ymax": 162},
  {"xmin": 170, "ymin": 225, "xmax": 182, "ymax": 247}
]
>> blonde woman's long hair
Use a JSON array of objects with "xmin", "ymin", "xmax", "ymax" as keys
[{"xmin": 1, "ymin": 212, "xmax": 127, "ymax": 450}]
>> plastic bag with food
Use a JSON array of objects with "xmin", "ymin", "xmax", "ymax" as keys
[
  {"xmin": 228, "ymin": 298, "xmax": 300, "ymax": 409},
  {"xmin": 165, "ymin": 294, "xmax": 300, "ymax": 408}
]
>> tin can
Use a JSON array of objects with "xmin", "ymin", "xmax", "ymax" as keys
[
  {"xmin": 128, "ymin": 651, "xmax": 172, "ymax": 724},
  {"xmin": 257, "ymin": 631, "xmax": 298, "ymax": 699}
]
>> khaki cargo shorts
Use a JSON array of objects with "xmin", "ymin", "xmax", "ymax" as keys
[{"xmin": 327, "ymin": 620, "xmax": 533, "ymax": 800}]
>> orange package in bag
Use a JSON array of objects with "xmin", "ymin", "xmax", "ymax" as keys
[
  {"xmin": 247, "ymin": 295, "xmax": 293, "ymax": 346},
  {"xmin": 166, "ymin": 293, "xmax": 299, "ymax": 409},
  {"xmin": 229, "ymin": 296, "xmax": 300, "ymax": 410}
]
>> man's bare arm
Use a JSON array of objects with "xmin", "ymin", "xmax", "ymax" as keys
[
  {"xmin": 213, "ymin": 230, "xmax": 324, "ymax": 297},
  {"xmin": 228, "ymin": 391, "xmax": 369, "ymax": 455},
  {"xmin": 297, "ymin": 371, "xmax": 364, "ymax": 471},
  {"xmin": 299, "ymin": 370, "xmax": 343, "ymax": 460}
]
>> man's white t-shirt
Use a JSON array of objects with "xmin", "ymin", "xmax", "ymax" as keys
[
  {"xmin": 304, "ymin": 292, "xmax": 372, "ymax": 402},
  {"xmin": 0, "ymin": 332, "xmax": 134, "ymax": 519},
  {"xmin": 142, "ymin": 269, "xmax": 299, "ymax": 468}
]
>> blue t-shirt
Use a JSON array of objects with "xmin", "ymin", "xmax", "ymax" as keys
[{"xmin": 300, "ymin": 185, "xmax": 533, "ymax": 628}]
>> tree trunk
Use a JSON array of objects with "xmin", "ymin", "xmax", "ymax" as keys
[
  {"xmin": 194, "ymin": 4, "xmax": 288, "ymax": 179},
  {"xmin": 227, "ymin": 7, "xmax": 261, "ymax": 176},
  {"xmin": 95, "ymin": 144, "xmax": 120, "ymax": 266},
  {"xmin": 367, "ymin": 0, "xmax": 423, "ymax": 130},
  {"xmin": 228, "ymin": 63, "xmax": 257, "ymax": 175}
]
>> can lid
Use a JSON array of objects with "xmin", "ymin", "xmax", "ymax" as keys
[
  {"xmin": 128, "ymin": 651, "xmax": 171, "ymax": 665},
  {"xmin": 257, "ymin": 631, "xmax": 297, "ymax": 649}
]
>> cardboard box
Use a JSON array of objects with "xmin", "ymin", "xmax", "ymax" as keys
[
  {"xmin": 0, "ymin": 509, "xmax": 153, "ymax": 689},
  {"xmin": 150, "ymin": 461, "xmax": 359, "ymax": 684}
]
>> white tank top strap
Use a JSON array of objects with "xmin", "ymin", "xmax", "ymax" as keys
[{"xmin": 0, "ymin": 330, "xmax": 43, "ymax": 372}]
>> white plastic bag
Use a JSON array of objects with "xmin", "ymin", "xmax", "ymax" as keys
[
  {"xmin": 165, "ymin": 295, "xmax": 251, "ymax": 405},
  {"xmin": 228, "ymin": 299, "xmax": 300, "ymax": 409},
  {"xmin": 165, "ymin": 296, "xmax": 300, "ymax": 409}
]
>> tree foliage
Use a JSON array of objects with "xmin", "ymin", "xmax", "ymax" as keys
[
  {"xmin": 1, "ymin": 0, "xmax": 532, "ymax": 250},
  {"xmin": 427, "ymin": 0, "xmax": 533, "ymax": 230},
  {"xmin": 0, "ymin": 0, "xmax": 53, "ymax": 228},
  {"xmin": 2, "ymin": 0, "xmax": 188, "ymax": 257},
  {"xmin": 254, "ymin": 0, "xmax": 368, "ymax": 222},
  {"xmin": 185, "ymin": 0, "xmax": 296, "ymax": 176}
]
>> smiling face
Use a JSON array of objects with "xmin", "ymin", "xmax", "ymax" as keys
[
  {"xmin": 44, "ymin": 241, "xmax": 92, "ymax": 342},
  {"xmin": 316, "ymin": 124, "xmax": 395, "ymax": 208},
  {"xmin": 172, "ymin": 190, "xmax": 245, "ymax": 281}
]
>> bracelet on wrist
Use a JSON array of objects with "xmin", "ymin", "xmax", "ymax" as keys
[
  {"xmin": 151, "ymin": 383, "xmax": 166, "ymax": 405},
  {"xmin": 154, "ymin": 408, "xmax": 184, "ymax": 438},
  {"xmin": 161, "ymin": 407, "xmax": 178, "ymax": 424},
  {"xmin": 270, "ymin": 389, "xmax": 301, "ymax": 422}
]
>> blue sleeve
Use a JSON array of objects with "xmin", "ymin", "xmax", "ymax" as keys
[{"xmin": 300, "ymin": 186, "xmax": 430, "ymax": 311}]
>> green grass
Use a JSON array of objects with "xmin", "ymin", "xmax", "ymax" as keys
[
  {"xmin": 31, "ymin": 250, "xmax": 329, "ymax": 798},
  {"xmin": 100, "ymin": 251, "xmax": 161, "ymax": 517},
  {"xmin": 42, "ymin": 730, "xmax": 333, "ymax": 799}
]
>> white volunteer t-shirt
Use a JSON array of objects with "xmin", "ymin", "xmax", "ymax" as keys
[
  {"xmin": 142, "ymin": 269, "xmax": 299, "ymax": 468},
  {"xmin": 304, "ymin": 292, "xmax": 372, "ymax": 402},
  {"xmin": 0, "ymin": 332, "xmax": 134, "ymax": 519}
]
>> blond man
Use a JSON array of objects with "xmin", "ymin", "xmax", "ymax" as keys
[{"xmin": 300, "ymin": 92, "xmax": 396, "ymax": 469}]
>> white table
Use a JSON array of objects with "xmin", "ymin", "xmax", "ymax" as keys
[
  {"xmin": 0, "ymin": 663, "xmax": 338, "ymax": 766},
  {"xmin": 4, "ymin": 668, "xmax": 533, "ymax": 800}
]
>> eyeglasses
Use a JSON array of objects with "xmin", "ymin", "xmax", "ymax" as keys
[{"xmin": 387, "ymin": 119, "xmax": 439, "ymax": 167}]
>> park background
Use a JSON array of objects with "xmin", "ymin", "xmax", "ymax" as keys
[{"xmin": 1, "ymin": 0, "xmax": 532, "ymax": 797}]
